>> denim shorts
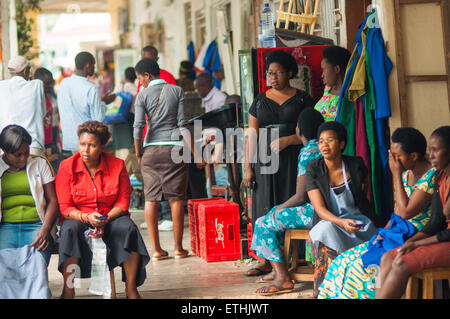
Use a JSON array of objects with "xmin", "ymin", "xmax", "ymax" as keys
[{"xmin": 0, "ymin": 221, "xmax": 54, "ymax": 265}]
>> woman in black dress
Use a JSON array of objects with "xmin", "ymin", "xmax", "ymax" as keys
[{"xmin": 244, "ymin": 50, "xmax": 314, "ymax": 276}]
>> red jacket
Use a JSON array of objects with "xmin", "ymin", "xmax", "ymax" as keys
[{"xmin": 56, "ymin": 152, "xmax": 131, "ymax": 220}]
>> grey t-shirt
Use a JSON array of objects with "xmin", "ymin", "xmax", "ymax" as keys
[{"xmin": 133, "ymin": 83, "xmax": 187, "ymax": 144}]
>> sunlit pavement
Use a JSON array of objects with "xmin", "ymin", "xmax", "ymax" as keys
[{"xmin": 47, "ymin": 209, "xmax": 313, "ymax": 299}]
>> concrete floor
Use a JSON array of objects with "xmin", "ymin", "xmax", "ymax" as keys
[{"xmin": 47, "ymin": 209, "xmax": 314, "ymax": 299}]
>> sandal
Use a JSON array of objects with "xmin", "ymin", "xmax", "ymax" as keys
[
  {"xmin": 245, "ymin": 267, "xmax": 271, "ymax": 277},
  {"xmin": 255, "ymin": 284, "xmax": 294, "ymax": 296},
  {"xmin": 174, "ymin": 251, "xmax": 189, "ymax": 259},
  {"xmin": 151, "ymin": 251, "xmax": 169, "ymax": 261}
]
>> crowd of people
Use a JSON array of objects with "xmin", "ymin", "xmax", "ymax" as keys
[{"xmin": 0, "ymin": 43, "xmax": 448, "ymax": 300}]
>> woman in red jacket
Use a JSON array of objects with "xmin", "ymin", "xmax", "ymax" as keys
[{"xmin": 56, "ymin": 121, "xmax": 149, "ymax": 299}]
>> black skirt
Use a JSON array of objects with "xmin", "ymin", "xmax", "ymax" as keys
[
  {"xmin": 58, "ymin": 215, "xmax": 150, "ymax": 287},
  {"xmin": 251, "ymin": 143, "xmax": 301, "ymax": 227}
]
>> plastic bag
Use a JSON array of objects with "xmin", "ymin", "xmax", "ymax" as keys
[{"xmin": 85, "ymin": 229, "xmax": 112, "ymax": 299}]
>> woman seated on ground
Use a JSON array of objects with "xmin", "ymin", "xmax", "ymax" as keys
[
  {"xmin": 0, "ymin": 125, "xmax": 58, "ymax": 265},
  {"xmin": 56, "ymin": 121, "xmax": 150, "ymax": 299},
  {"xmin": 248, "ymin": 108, "xmax": 324, "ymax": 296},
  {"xmin": 319, "ymin": 127, "xmax": 437, "ymax": 299},
  {"xmin": 376, "ymin": 125, "xmax": 450, "ymax": 299},
  {"xmin": 306, "ymin": 121, "xmax": 378, "ymax": 298}
]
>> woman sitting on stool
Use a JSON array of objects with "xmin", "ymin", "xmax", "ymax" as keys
[
  {"xmin": 56, "ymin": 121, "xmax": 150, "ymax": 299},
  {"xmin": 250, "ymin": 108, "xmax": 324, "ymax": 296},
  {"xmin": 306, "ymin": 121, "xmax": 378, "ymax": 297},
  {"xmin": 376, "ymin": 126, "xmax": 450, "ymax": 299}
]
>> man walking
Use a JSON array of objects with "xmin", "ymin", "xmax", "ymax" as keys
[
  {"xmin": 57, "ymin": 52, "xmax": 116, "ymax": 155},
  {"xmin": 0, "ymin": 56, "xmax": 46, "ymax": 156}
]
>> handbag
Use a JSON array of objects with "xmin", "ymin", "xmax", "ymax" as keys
[{"xmin": 103, "ymin": 91, "xmax": 134, "ymax": 124}]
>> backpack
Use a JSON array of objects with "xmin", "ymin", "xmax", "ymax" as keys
[{"xmin": 103, "ymin": 92, "xmax": 134, "ymax": 124}]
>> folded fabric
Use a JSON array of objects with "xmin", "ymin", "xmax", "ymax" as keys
[
  {"xmin": 0, "ymin": 245, "xmax": 50, "ymax": 299},
  {"xmin": 361, "ymin": 213, "xmax": 416, "ymax": 268}
]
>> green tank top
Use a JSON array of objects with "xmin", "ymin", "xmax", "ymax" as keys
[{"xmin": 1, "ymin": 170, "xmax": 40, "ymax": 223}]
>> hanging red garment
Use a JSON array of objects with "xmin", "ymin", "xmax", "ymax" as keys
[{"xmin": 354, "ymin": 97, "xmax": 373, "ymax": 205}]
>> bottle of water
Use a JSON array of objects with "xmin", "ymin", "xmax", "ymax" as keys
[
  {"xmin": 261, "ymin": 2, "xmax": 276, "ymax": 48},
  {"xmin": 258, "ymin": 20, "xmax": 264, "ymax": 48}
]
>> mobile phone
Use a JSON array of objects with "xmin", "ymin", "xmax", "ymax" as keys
[
  {"xmin": 96, "ymin": 215, "xmax": 108, "ymax": 221},
  {"xmin": 351, "ymin": 222, "xmax": 364, "ymax": 227}
]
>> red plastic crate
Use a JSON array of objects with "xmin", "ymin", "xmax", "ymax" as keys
[
  {"xmin": 197, "ymin": 201, "xmax": 241, "ymax": 262},
  {"xmin": 188, "ymin": 198, "xmax": 228, "ymax": 256},
  {"xmin": 256, "ymin": 46, "xmax": 331, "ymax": 102}
]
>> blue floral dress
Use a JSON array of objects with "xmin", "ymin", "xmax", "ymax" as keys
[
  {"xmin": 250, "ymin": 139, "xmax": 322, "ymax": 263},
  {"xmin": 318, "ymin": 168, "xmax": 437, "ymax": 299}
]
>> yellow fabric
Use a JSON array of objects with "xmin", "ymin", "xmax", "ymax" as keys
[{"xmin": 348, "ymin": 25, "xmax": 368, "ymax": 102}]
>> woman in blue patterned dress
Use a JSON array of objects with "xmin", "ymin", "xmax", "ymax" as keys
[
  {"xmin": 318, "ymin": 128, "xmax": 436, "ymax": 299},
  {"xmin": 249, "ymin": 108, "xmax": 324, "ymax": 296}
]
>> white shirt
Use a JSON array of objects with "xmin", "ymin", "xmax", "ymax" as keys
[
  {"xmin": 0, "ymin": 76, "xmax": 46, "ymax": 149},
  {"xmin": 203, "ymin": 86, "xmax": 227, "ymax": 113},
  {"xmin": 57, "ymin": 74, "xmax": 106, "ymax": 151},
  {"xmin": 0, "ymin": 155, "xmax": 57, "ymax": 240}
]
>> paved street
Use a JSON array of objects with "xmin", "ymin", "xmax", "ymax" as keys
[{"xmin": 47, "ymin": 209, "xmax": 314, "ymax": 299}]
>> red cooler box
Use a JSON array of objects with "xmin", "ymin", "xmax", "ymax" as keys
[
  {"xmin": 197, "ymin": 201, "xmax": 241, "ymax": 262},
  {"xmin": 188, "ymin": 198, "xmax": 228, "ymax": 256}
]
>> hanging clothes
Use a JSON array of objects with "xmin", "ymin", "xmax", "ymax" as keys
[
  {"xmin": 202, "ymin": 40, "xmax": 222, "ymax": 89},
  {"xmin": 187, "ymin": 41, "xmax": 197, "ymax": 80},
  {"xmin": 335, "ymin": 10, "xmax": 393, "ymax": 226}
]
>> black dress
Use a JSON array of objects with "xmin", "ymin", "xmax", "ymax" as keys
[{"xmin": 248, "ymin": 89, "xmax": 314, "ymax": 227}]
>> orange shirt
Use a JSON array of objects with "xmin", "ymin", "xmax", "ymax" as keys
[{"xmin": 56, "ymin": 152, "xmax": 131, "ymax": 220}]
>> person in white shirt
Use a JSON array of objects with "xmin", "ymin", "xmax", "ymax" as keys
[
  {"xmin": 0, "ymin": 56, "xmax": 46, "ymax": 156},
  {"xmin": 57, "ymin": 52, "xmax": 116, "ymax": 155},
  {"xmin": 194, "ymin": 73, "xmax": 227, "ymax": 113}
]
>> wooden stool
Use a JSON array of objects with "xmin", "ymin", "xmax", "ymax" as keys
[
  {"xmin": 284, "ymin": 229, "xmax": 314, "ymax": 282},
  {"xmin": 406, "ymin": 267, "xmax": 450, "ymax": 299}
]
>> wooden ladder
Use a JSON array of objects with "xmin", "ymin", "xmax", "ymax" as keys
[{"xmin": 276, "ymin": 0, "xmax": 321, "ymax": 35}]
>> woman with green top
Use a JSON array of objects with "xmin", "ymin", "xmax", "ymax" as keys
[
  {"xmin": 315, "ymin": 46, "xmax": 351, "ymax": 122},
  {"xmin": 318, "ymin": 128, "xmax": 436, "ymax": 299},
  {"xmin": 0, "ymin": 125, "xmax": 58, "ymax": 265}
]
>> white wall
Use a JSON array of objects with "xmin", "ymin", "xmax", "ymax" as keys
[{"xmin": 126, "ymin": 0, "xmax": 254, "ymax": 87}]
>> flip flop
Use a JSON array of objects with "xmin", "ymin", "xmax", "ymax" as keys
[
  {"xmin": 255, "ymin": 285, "xmax": 294, "ymax": 296},
  {"xmin": 245, "ymin": 268, "xmax": 271, "ymax": 277},
  {"xmin": 151, "ymin": 252, "xmax": 169, "ymax": 261},
  {"xmin": 174, "ymin": 251, "xmax": 189, "ymax": 259}
]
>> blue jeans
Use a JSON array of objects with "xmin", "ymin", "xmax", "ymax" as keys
[{"xmin": 0, "ymin": 221, "xmax": 54, "ymax": 265}]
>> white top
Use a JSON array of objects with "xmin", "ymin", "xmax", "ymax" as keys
[
  {"xmin": 203, "ymin": 86, "xmax": 227, "ymax": 113},
  {"xmin": 57, "ymin": 74, "xmax": 106, "ymax": 151},
  {"xmin": 0, "ymin": 155, "xmax": 57, "ymax": 240},
  {"xmin": 0, "ymin": 76, "xmax": 46, "ymax": 149}
]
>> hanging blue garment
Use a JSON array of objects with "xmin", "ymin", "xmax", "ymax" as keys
[
  {"xmin": 366, "ymin": 24, "xmax": 394, "ymax": 225},
  {"xmin": 361, "ymin": 213, "xmax": 416, "ymax": 268},
  {"xmin": 187, "ymin": 41, "xmax": 196, "ymax": 80},
  {"xmin": 202, "ymin": 40, "xmax": 222, "ymax": 89}
]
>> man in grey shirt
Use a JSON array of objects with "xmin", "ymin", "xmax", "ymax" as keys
[{"xmin": 57, "ymin": 52, "xmax": 116, "ymax": 154}]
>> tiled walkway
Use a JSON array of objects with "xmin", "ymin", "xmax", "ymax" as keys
[{"xmin": 47, "ymin": 209, "xmax": 313, "ymax": 299}]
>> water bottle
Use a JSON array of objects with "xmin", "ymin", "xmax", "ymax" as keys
[
  {"xmin": 261, "ymin": 3, "xmax": 276, "ymax": 48},
  {"xmin": 258, "ymin": 20, "xmax": 264, "ymax": 48}
]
